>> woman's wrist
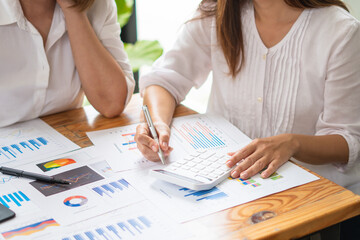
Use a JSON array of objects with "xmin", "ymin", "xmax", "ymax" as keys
[{"xmin": 287, "ymin": 133, "xmax": 301, "ymax": 158}]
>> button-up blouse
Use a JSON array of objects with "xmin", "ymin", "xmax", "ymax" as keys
[
  {"xmin": 140, "ymin": 2, "xmax": 360, "ymax": 193},
  {"xmin": 0, "ymin": 0, "xmax": 135, "ymax": 127}
]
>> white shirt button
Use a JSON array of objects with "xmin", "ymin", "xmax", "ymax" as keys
[
  {"xmin": 262, "ymin": 54, "xmax": 267, "ymax": 60},
  {"xmin": 257, "ymin": 97, "xmax": 263, "ymax": 103}
]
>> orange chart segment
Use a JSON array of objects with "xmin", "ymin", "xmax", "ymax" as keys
[{"xmin": 1, "ymin": 219, "xmax": 60, "ymax": 240}]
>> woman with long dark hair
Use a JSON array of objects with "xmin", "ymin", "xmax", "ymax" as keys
[
  {"xmin": 0, "ymin": 0, "xmax": 135, "ymax": 127},
  {"xmin": 135, "ymin": 0, "xmax": 360, "ymax": 194}
]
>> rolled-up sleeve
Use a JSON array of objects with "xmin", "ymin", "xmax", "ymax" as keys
[
  {"xmin": 315, "ymin": 21, "xmax": 360, "ymax": 172},
  {"xmin": 97, "ymin": 0, "xmax": 135, "ymax": 106},
  {"xmin": 140, "ymin": 14, "xmax": 213, "ymax": 104}
]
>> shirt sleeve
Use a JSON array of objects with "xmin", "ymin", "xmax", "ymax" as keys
[
  {"xmin": 139, "ymin": 13, "xmax": 213, "ymax": 104},
  {"xmin": 315, "ymin": 20, "xmax": 360, "ymax": 172},
  {"xmin": 96, "ymin": 0, "xmax": 135, "ymax": 106}
]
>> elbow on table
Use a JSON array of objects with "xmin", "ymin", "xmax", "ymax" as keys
[{"xmin": 98, "ymin": 101, "xmax": 126, "ymax": 118}]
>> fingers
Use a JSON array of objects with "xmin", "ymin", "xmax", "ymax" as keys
[
  {"xmin": 230, "ymin": 149, "xmax": 265, "ymax": 178},
  {"xmin": 136, "ymin": 123, "xmax": 158, "ymax": 151},
  {"xmin": 135, "ymin": 123, "xmax": 172, "ymax": 162},
  {"xmin": 260, "ymin": 161, "xmax": 281, "ymax": 178},
  {"xmin": 226, "ymin": 142, "xmax": 257, "ymax": 168},
  {"xmin": 156, "ymin": 126, "xmax": 170, "ymax": 151}
]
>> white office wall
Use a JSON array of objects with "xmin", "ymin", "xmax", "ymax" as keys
[{"xmin": 344, "ymin": 0, "xmax": 360, "ymax": 20}]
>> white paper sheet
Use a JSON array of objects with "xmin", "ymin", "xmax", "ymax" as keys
[
  {"xmin": 10, "ymin": 148, "xmax": 144, "ymax": 226},
  {"xmin": 87, "ymin": 114, "xmax": 252, "ymax": 172},
  {"xmin": 52, "ymin": 201, "xmax": 191, "ymax": 240},
  {"xmin": 123, "ymin": 161, "xmax": 319, "ymax": 223},
  {"xmin": 0, "ymin": 119, "xmax": 79, "ymax": 167},
  {"xmin": 87, "ymin": 124, "xmax": 157, "ymax": 172}
]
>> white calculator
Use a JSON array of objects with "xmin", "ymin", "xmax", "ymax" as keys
[{"xmin": 149, "ymin": 149, "xmax": 234, "ymax": 190}]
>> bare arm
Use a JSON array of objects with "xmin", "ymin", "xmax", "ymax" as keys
[
  {"xmin": 58, "ymin": 1, "xmax": 128, "ymax": 117},
  {"xmin": 143, "ymin": 85, "xmax": 176, "ymax": 125},
  {"xmin": 135, "ymin": 85, "xmax": 176, "ymax": 161},
  {"xmin": 227, "ymin": 133, "xmax": 349, "ymax": 179}
]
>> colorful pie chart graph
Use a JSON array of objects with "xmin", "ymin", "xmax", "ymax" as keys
[{"xmin": 63, "ymin": 196, "xmax": 88, "ymax": 207}]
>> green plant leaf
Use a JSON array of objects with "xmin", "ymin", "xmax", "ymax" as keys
[
  {"xmin": 115, "ymin": 0, "xmax": 134, "ymax": 28},
  {"xmin": 125, "ymin": 40, "xmax": 163, "ymax": 72}
]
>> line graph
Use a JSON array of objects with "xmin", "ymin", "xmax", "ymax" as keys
[{"xmin": 30, "ymin": 166, "xmax": 104, "ymax": 197}]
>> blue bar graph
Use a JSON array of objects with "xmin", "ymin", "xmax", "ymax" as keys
[
  {"xmin": 173, "ymin": 122, "xmax": 226, "ymax": 150},
  {"xmin": 0, "ymin": 191, "xmax": 30, "ymax": 208},
  {"xmin": 0, "ymin": 137, "xmax": 50, "ymax": 162},
  {"xmin": 179, "ymin": 187, "xmax": 228, "ymax": 201},
  {"xmin": 92, "ymin": 179, "xmax": 130, "ymax": 198},
  {"xmin": 61, "ymin": 216, "xmax": 152, "ymax": 240}
]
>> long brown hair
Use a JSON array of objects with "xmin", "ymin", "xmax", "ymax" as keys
[
  {"xmin": 71, "ymin": 0, "xmax": 95, "ymax": 11},
  {"xmin": 198, "ymin": 0, "xmax": 348, "ymax": 77}
]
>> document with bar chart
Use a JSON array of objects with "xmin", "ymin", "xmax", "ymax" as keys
[
  {"xmin": 87, "ymin": 124, "xmax": 158, "ymax": 172},
  {"xmin": 56, "ymin": 201, "xmax": 190, "ymax": 240},
  {"xmin": 87, "ymin": 114, "xmax": 251, "ymax": 172},
  {"xmin": 20, "ymin": 164, "xmax": 145, "ymax": 225},
  {"xmin": 170, "ymin": 114, "xmax": 251, "ymax": 153},
  {"xmin": 123, "ymin": 161, "xmax": 319, "ymax": 223},
  {"xmin": 0, "ymin": 119, "xmax": 79, "ymax": 166},
  {"xmin": 123, "ymin": 170, "xmax": 238, "ymax": 223}
]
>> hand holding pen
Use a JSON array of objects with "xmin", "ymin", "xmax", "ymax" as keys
[{"xmin": 136, "ymin": 105, "xmax": 173, "ymax": 163}]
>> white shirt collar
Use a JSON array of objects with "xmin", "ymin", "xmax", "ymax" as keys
[{"xmin": 0, "ymin": 0, "xmax": 22, "ymax": 25}]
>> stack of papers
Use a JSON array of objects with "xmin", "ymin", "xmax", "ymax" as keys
[{"xmin": 0, "ymin": 115, "xmax": 319, "ymax": 240}]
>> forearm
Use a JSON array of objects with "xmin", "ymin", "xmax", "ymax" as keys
[
  {"xmin": 63, "ymin": 9, "xmax": 128, "ymax": 117},
  {"xmin": 143, "ymin": 85, "xmax": 176, "ymax": 126},
  {"xmin": 292, "ymin": 134, "xmax": 349, "ymax": 165}
]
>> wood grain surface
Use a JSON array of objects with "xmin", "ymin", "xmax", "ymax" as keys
[{"xmin": 41, "ymin": 94, "xmax": 360, "ymax": 240}]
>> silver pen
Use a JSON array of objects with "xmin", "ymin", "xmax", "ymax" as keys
[{"xmin": 142, "ymin": 105, "xmax": 166, "ymax": 164}]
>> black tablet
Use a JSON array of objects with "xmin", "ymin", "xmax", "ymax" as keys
[{"xmin": 0, "ymin": 204, "xmax": 15, "ymax": 223}]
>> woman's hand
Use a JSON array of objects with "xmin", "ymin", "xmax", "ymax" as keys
[
  {"xmin": 135, "ymin": 122, "xmax": 173, "ymax": 162},
  {"xmin": 226, "ymin": 134, "xmax": 300, "ymax": 179},
  {"xmin": 56, "ymin": 0, "xmax": 75, "ymax": 11}
]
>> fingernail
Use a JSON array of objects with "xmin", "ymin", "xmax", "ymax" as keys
[
  {"xmin": 226, "ymin": 160, "xmax": 232, "ymax": 167},
  {"xmin": 151, "ymin": 146, "xmax": 157, "ymax": 152},
  {"xmin": 231, "ymin": 170, "xmax": 238, "ymax": 178},
  {"xmin": 240, "ymin": 172, "xmax": 248, "ymax": 179}
]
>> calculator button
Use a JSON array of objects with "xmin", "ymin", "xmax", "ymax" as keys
[
  {"xmin": 194, "ymin": 175, "xmax": 213, "ymax": 182},
  {"xmin": 190, "ymin": 152, "xmax": 201, "ymax": 157},
  {"xmin": 190, "ymin": 168, "xmax": 200, "ymax": 173},
  {"xmin": 199, "ymin": 152, "xmax": 216, "ymax": 159},
  {"xmin": 194, "ymin": 165, "xmax": 205, "ymax": 170},
  {"xmin": 177, "ymin": 159, "xmax": 187, "ymax": 164},
  {"xmin": 180, "ymin": 165, "xmax": 191, "ymax": 170},
  {"xmin": 196, "ymin": 149, "xmax": 207, "ymax": 153},
  {"xmin": 186, "ymin": 162, "xmax": 196, "ymax": 167},
  {"xmin": 214, "ymin": 169, "xmax": 225, "ymax": 175},
  {"xmin": 219, "ymin": 165, "xmax": 231, "ymax": 171},
  {"xmin": 184, "ymin": 156, "xmax": 194, "ymax": 161},
  {"xmin": 208, "ymin": 156, "xmax": 218, "ymax": 162},
  {"xmin": 193, "ymin": 158, "xmax": 203, "ymax": 163},
  {"xmin": 214, "ymin": 154, "xmax": 225, "ymax": 159}
]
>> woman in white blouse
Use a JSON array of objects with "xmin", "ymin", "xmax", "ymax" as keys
[
  {"xmin": 0, "ymin": 0, "xmax": 135, "ymax": 127},
  {"xmin": 135, "ymin": 0, "xmax": 360, "ymax": 194}
]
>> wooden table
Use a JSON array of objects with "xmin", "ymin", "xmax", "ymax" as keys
[{"xmin": 41, "ymin": 94, "xmax": 360, "ymax": 240}]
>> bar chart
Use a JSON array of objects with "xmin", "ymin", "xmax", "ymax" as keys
[
  {"xmin": 0, "ymin": 119, "xmax": 79, "ymax": 165},
  {"xmin": 120, "ymin": 133, "xmax": 137, "ymax": 151},
  {"xmin": 0, "ymin": 191, "xmax": 30, "ymax": 209},
  {"xmin": 179, "ymin": 187, "xmax": 228, "ymax": 202},
  {"xmin": 61, "ymin": 216, "xmax": 152, "ymax": 240},
  {"xmin": 92, "ymin": 179, "xmax": 132, "ymax": 199}
]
